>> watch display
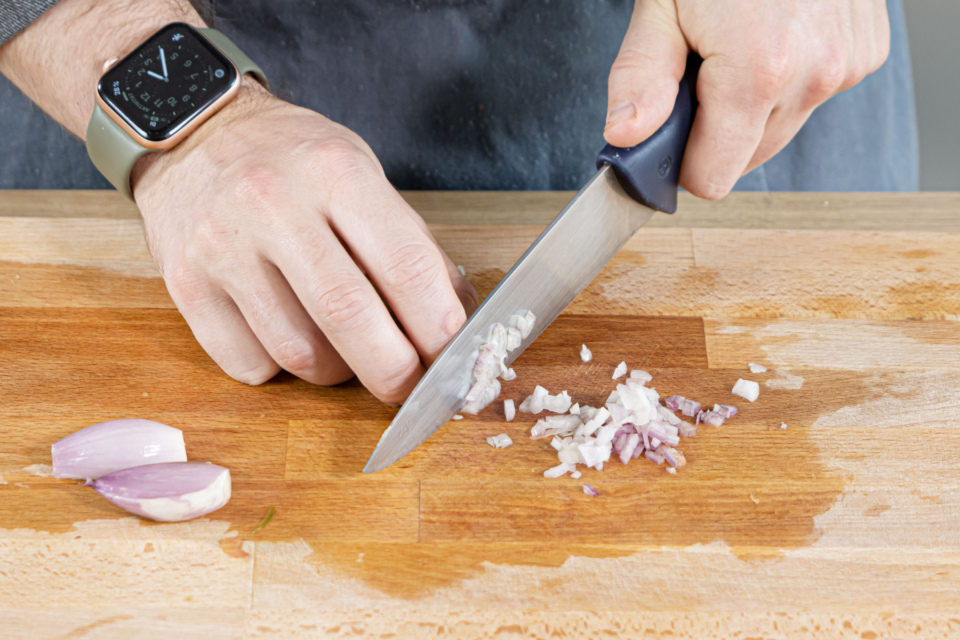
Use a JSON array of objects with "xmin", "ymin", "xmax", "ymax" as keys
[{"xmin": 97, "ymin": 23, "xmax": 238, "ymax": 142}]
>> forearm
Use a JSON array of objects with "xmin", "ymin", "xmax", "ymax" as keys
[{"xmin": 0, "ymin": 0, "xmax": 204, "ymax": 138}]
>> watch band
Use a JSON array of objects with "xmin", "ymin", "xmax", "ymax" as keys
[{"xmin": 86, "ymin": 28, "xmax": 268, "ymax": 200}]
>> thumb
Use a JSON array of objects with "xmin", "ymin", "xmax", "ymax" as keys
[{"xmin": 605, "ymin": 0, "xmax": 689, "ymax": 147}]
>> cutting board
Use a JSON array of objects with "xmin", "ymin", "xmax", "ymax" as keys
[{"xmin": 2, "ymin": 191, "xmax": 960, "ymax": 639}]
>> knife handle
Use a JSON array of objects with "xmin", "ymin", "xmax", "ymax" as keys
[{"xmin": 596, "ymin": 53, "xmax": 702, "ymax": 214}]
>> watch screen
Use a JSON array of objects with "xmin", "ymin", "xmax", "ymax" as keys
[{"xmin": 98, "ymin": 23, "xmax": 238, "ymax": 141}]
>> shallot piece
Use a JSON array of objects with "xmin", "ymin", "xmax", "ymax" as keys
[
  {"xmin": 570, "ymin": 470, "xmax": 582, "ymax": 480},
  {"xmin": 461, "ymin": 378, "xmax": 502, "ymax": 415},
  {"xmin": 451, "ymin": 415, "xmax": 464, "ymax": 421},
  {"xmin": 512, "ymin": 311, "xmax": 537, "ymax": 339},
  {"xmin": 486, "ymin": 434, "xmax": 513, "ymax": 448},
  {"xmin": 91, "ymin": 462, "xmax": 231, "ymax": 522},
  {"xmin": 457, "ymin": 265, "xmax": 466, "ymax": 276},
  {"xmin": 664, "ymin": 395, "xmax": 683, "ymax": 412},
  {"xmin": 51, "ymin": 419, "xmax": 187, "ymax": 480},
  {"xmin": 732, "ymin": 379, "xmax": 760, "ymax": 402},
  {"xmin": 612, "ymin": 362, "xmax": 628, "ymax": 379},
  {"xmin": 780, "ymin": 422, "xmax": 788, "ymax": 430},
  {"xmin": 580, "ymin": 344, "xmax": 593, "ymax": 362},
  {"xmin": 665, "ymin": 467, "xmax": 677, "ymax": 475},
  {"xmin": 544, "ymin": 463, "xmax": 573, "ymax": 479},
  {"xmin": 504, "ymin": 400, "xmax": 516, "ymax": 422},
  {"xmin": 583, "ymin": 484, "xmax": 599, "ymax": 497},
  {"xmin": 748, "ymin": 363, "xmax": 768, "ymax": 374},
  {"xmin": 714, "ymin": 404, "xmax": 738, "ymax": 419},
  {"xmin": 630, "ymin": 370, "xmax": 652, "ymax": 382}
]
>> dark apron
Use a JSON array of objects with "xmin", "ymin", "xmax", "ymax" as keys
[{"xmin": 0, "ymin": 0, "xmax": 917, "ymax": 191}]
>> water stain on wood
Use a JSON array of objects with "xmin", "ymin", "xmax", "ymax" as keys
[{"xmin": 296, "ymin": 316, "xmax": 887, "ymax": 599}]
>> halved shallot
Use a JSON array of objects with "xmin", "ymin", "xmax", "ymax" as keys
[
  {"xmin": 91, "ymin": 462, "xmax": 231, "ymax": 522},
  {"xmin": 51, "ymin": 419, "xmax": 187, "ymax": 480}
]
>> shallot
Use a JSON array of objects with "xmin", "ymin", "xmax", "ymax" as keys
[
  {"xmin": 504, "ymin": 400, "xmax": 516, "ymax": 422},
  {"xmin": 748, "ymin": 363, "xmax": 768, "ymax": 373},
  {"xmin": 582, "ymin": 484, "xmax": 599, "ymax": 497},
  {"xmin": 51, "ymin": 419, "xmax": 187, "ymax": 480},
  {"xmin": 580, "ymin": 344, "xmax": 592, "ymax": 362},
  {"xmin": 486, "ymin": 434, "xmax": 513, "ymax": 448},
  {"xmin": 91, "ymin": 462, "xmax": 231, "ymax": 522},
  {"xmin": 732, "ymin": 379, "xmax": 760, "ymax": 402},
  {"xmin": 612, "ymin": 362, "xmax": 628, "ymax": 379}
]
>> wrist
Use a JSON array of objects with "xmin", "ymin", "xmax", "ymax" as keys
[
  {"xmin": 130, "ymin": 76, "xmax": 276, "ymax": 197},
  {"xmin": 0, "ymin": 0, "xmax": 205, "ymax": 138}
]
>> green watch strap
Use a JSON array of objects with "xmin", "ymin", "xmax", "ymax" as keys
[
  {"xmin": 85, "ymin": 27, "xmax": 268, "ymax": 200},
  {"xmin": 199, "ymin": 28, "xmax": 268, "ymax": 89}
]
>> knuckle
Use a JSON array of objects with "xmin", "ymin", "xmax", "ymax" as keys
[
  {"xmin": 381, "ymin": 242, "xmax": 442, "ymax": 295},
  {"xmin": 272, "ymin": 336, "xmax": 320, "ymax": 375},
  {"xmin": 370, "ymin": 356, "xmax": 421, "ymax": 404},
  {"xmin": 166, "ymin": 262, "xmax": 209, "ymax": 308},
  {"xmin": 230, "ymin": 165, "xmax": 283, "ymax": 213},
  {"xmin": 750, "ymin": 43, "xmax": 793, "ymax": 103},
  {"xmin": 313, "ymin": 279, "xmax": 374, "ymax": 329}
]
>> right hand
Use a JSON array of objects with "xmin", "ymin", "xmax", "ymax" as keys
[{"xmin": 132, "ymin": 82, "xmax": 478, "ymax": 404}]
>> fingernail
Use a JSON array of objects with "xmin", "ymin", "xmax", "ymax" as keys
[{"xmin": 606, "ymin": 101, "xmax": 636, "ymax": 127}]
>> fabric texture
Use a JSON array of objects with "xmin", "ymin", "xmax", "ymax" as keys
[
  {"xmin": 0, "ymin": 0, "xmax": 918, "ymax": 191},
  {"xmin": 0, "ymin": 0, "xmax": 60, "ymax": 45}
]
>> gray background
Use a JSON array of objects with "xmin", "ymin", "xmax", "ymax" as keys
[{"xmin": 903, "ymin": 1, "xmax": 960, "ymax": 190}]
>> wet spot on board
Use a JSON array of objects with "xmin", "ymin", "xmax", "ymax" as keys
[
  {"xmin": 898, "ymin": 249, "xmax": 937, "ymax": 260},
  {"xmin": 864, "ymin": 504, "xmax": 891, "ymax": 517}
]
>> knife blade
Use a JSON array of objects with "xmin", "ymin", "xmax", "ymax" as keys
[{"xmin": 363, "ymin": 54, "xmax": 701, "ymax": 474}]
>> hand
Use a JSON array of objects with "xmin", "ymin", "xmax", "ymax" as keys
[
  {"xmin": 604, "ymin": 0, "xmax": 891, "ymax": 199},
  {"xmin": 133, "ymin": 82, "xmax": 478, "ymax": 403}
]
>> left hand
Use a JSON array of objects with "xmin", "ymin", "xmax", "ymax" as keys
[{"xmin": 604, "ymin": 0, "xmax": 891, "ymax": 200}]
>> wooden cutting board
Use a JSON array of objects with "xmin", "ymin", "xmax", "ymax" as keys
[{"xmin": 2, "ymin": 191, "xmax": 960, "ymax": 639}]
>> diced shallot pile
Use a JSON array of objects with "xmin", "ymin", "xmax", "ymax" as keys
[{"xmin": 517, "ymin": 366, "xmax": 739, "ymax": 479}]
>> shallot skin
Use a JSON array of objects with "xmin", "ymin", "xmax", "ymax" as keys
[
  {"xmin": 51, "ymin": 419, "xmax": 187, "ymax": 480},
  {"xmin": 92, "ymin": 462, "xmax": 231, "ymax": 522}
]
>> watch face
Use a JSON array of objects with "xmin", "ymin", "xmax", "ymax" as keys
[{"xmin": 98, "ymin": 23, "xmax": 238, "ymax": 142}]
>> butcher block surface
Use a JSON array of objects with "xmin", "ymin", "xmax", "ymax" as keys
[{"xmin": 2, "ymin": 190, "xmax": 960, "ymax": 639}]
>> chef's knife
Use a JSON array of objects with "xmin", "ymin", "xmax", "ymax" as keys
[{"xmin": 363, "ymin": 55, "xmax": 701, "ymax": 474}]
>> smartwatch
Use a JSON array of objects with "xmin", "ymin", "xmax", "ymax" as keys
[{"xmin": 85, "ymin": 23, "xmax": 268, "ymax": 199}]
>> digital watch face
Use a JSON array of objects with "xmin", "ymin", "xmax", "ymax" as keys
[{"xmin": 98, "ymin": 23, "xmax": 238, "ymax": 142}]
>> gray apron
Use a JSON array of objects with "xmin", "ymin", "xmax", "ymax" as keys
[{"xmin": 0, "ymin": 0, "xmax": 918, "ymax": 191}]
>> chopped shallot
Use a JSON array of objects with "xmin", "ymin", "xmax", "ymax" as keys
[
  {"xmin": 457, "ymin": 265, "xmax": 466, "ymax": 276},
  {"xmin": 570, "ymin": 470, "xmax": 582, "ymax": 479},
  {"xmin": 630, "ymin": 369, "xmax": 652, "ymax": 382},
  {"xmin": 486, "ymin": 434, "xmax": 513, "ymax": 448},
  {"xmin": 748, "ymin": 363, "xmax": 768, "ymax": 373},
  {"xmin": 732, "ymin": 379, "xmax": 760, "ymax": 402},
  {"xmin": 544, "ymin": 462, "xmax": 573, "ymax": 478},
  {"xmin": 452, "ymin": 414, "xmax": 464, "ymax": 421},
  {"xmin": 714, "ymin": 404, "xmax": 738, "ymax": 419},
  {"xmin": 580, "ymin": 344, "xmax": 592, "ymax": 362},
  {"xmin": 780, "ymin": 422, "xmax": 788, "ymax": 430},
  {"xmin": 570, "ymin": 403, "xmax": 580, "ymax": 415},
  {"xmin": 504, "ymin": 400, "xmax": 516, "ymax": 422},
  {"xmin": 665, "ymin": 467, "xmax": 677, "ymax": 475},
  {"xmin": 612, "ymin": 362, "xmax": 627, "ymax": 379},
  {"xmin": 461, "ymin": 314, "xmax": 535, "ymax": 415},
  {"xmin": 583, "ymin": 484, "xmax": 599, "ymax": 497}
]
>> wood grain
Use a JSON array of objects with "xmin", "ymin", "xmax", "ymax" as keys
[{"xmin": 2, "ymin": 191, "xmax": 960, "ymax": 639}]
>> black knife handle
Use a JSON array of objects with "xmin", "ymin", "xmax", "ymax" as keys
[{"xmin": 596, "ymin": 53, "xmax": 701, "ymax": 214}]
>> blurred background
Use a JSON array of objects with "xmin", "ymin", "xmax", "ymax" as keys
[
  {"xmin": 0, "ymin": 1, "xmax": 957, "ymax": 190},
  {"xmin": 903, "ymin": 0, "xmax": 960, "ymax": 190}
]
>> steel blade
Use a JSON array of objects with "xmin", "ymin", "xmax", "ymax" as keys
[{"xmin": 363, "ymin": 165, "xmax": 655, "ymax": 473}]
